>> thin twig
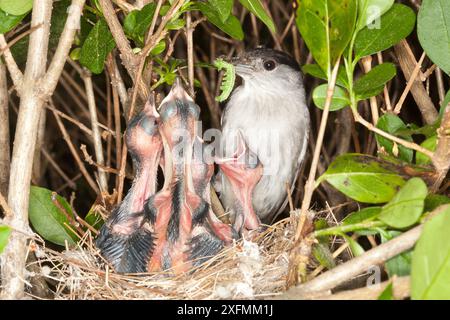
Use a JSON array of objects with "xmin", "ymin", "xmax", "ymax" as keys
[
  {"xmin": 80, "ymin": 144, "xmax": 121, "ymax": 175},
  {"xmin": 435, "ymin": 67, "xmax": 446, "ymax": 104},
  {"xmin": 44, "ymin": 104, "xmax": 94, "ymax": 137},
  {"xmin": 393, "ymin": 52, "xmax": 426, "ymax": 115},
  {"xmin": 0, "ymin": 191, "xmax": 13, "ymax": 218},
  {"xmin": 297, "ymin": 60, "xmax": 341, "ymax": 240},
  {"xmin": 51, "ymin": 192, "xmax": 85, "ymax": 236},
  {"xmin": 394, "ymin": 40, "xmax": 438, "ymax": 124},
  {"xmin": 361, "ymin": 56, "xmax": 379, "ymax": 125},
  {"xmin": 0, "ymin": 24, "xmax": 42, "ymax": 56},
  {"xmin": 0, "ymin": 63, "xmax": 9, "ymax": 196},
  {"xmin": 98, "ymin": 0, "xmax": 139, "ymax": 81},
  {"xmin": 81, "ymin": 71, "xmax": 108, "ymax": 192},
  {"xmin": 41, "ymin": 148, "xmax": 77, "ymax": 190},
  {"xmin": 431, "ymin": 103, "xmax": 450, "ymax": 192},
  {"xmin": 186, "ymin": 11, "xmax": 195, "ymax": 95},
  {"xmin": 52, "ymin": 105, "xmax": 100, "ymax": 194},
  {"xmin": 0, "ymin": 34, "xmax": 23, "ymax": 89},
  {"xmin": 353, "ymin": 111, "xmax": 434, "ymax": 159}
]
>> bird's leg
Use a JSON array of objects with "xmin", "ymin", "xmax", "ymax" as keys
[{"xmin": 217, "ymin": 135, "xmax": 263, "ymax": 233}]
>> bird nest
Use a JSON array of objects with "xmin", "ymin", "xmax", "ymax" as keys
[{"xmin": 31, "ymin": 217, "xmax": 297, "ymax": 300}]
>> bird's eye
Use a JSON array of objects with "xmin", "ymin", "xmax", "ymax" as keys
[{"xmin": 263, "ymin": 60, "xmax": 276, "ymax": 71}]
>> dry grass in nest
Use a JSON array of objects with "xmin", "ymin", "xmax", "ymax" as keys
[{"xmin": 30, "ymin": 218, "xmax": 299, "ymax": 300}]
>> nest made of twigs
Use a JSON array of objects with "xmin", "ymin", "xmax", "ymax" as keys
[{"xmin": 29, "ymin": 217, "xmax": 300, "ymax": 300}]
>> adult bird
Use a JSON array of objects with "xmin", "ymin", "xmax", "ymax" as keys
[{"xmin": 219, "ymin": 47, "xmax": 310, "ymax": 232}]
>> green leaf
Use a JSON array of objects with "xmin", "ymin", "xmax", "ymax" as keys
[
  {"xmin": 343, "ymin": 207, "xmax": 382, "ymax": 236},
  {"xmin": 439, "ymin": 90, "xmax": 450, "ymax": 119},
  {"xmin": 342, "ymin": 234, "xmax": 365, "ymax": 256},
  {"xmin": 195, "ymin": 2, "xmax": 244, "ymax": 40},
  {"xmin": 314, "ymin": 218, "xmax": 330, "ymax": 244},
  {"xmin": 239, "ymin": 0, "xmax": 276, "ymax": 33},
  {"xmin": 151, "ymin": 40, "xmax": 166, "ymax": 56},
  {"xmin": 317, "ymin": 153, "xmax": 405, "ymax": 204},
  {"xmin": 0, "ymin": 0, "xmax": 32, "ymax": 15},
  {"xmin": 378, "ymin": 177, "xmax": 428, "ymax": 228},
  {"xmin": 424, "ymin": 194, "xmax": 450, "ymax": 213},
  {"xmin": 80, "ymin": 19, "xmax": 116, "ymax": 74},
  {"xmin": 312, "ymin": 243, "xmax": 336, "ymax": 270},
  {"xmin": 166, "ymin": 18, "xmax": 185, "ymax": 30},
  {"xmin": 123, "ymin": 3, "xmax": 157, "ymax": 47},
  {"xmin": 296, "ymin": 0, "xmax": 357, "ymax": 75},
  {"xmin": 29, "ymin": 186, "xmax": 77, "ymax": 246},
  {"xmin": 302, "ymin": 64, "xmax": 349, "ymax": 88},
  {"xmin": 49, "ymin": 0, "xmax": 71, "ymax": 49},
  {"xmin": 343, "ymin": 206, "xmax": 382, "ymax": 225},
  {"xmin": 416, "ymin": 135, "xmax": 437, "ymax": 165},
  {"xmin": 378, "ymin": 282, "xmax": 394, "ymax": 300},
  {"xmin": 312, "ymin": 84, "xmax": 350, "ymax": 111},
  {"xmin": 354, "ymin": 63, "xmax": 396, "ymax": 99},
  {"xmin": 376, "ymin": 114, "xmax": 414, "ymax": 163},
  {"xmin": 380, "ymin": 230, "xmax": 412, "ymax": 276},
  {"xmin": 356, "ymin": 0, "xmax": 394, "ymax": 31},
  {"xmin": 208, "ymin": 0, "xmax": 233, "ymax": 23},
  {"xmin": 411, "ymin": 205, "xmax": 450, "ymax": 299},
  {"xmin": 70, "ymin": 47, "xmax": 81, "ymax": 61},
  {"xmin": 418, "ymin": 0, "xmax": 450, "ymax": 75},
  {"xmin": 79, "ymin": 14, "xmax": 95, "ymax": 45},
  {"xmin": 354, "ymin": 4, "xmax": 416, "ymax": 58},
  {"xmin": 0, "ymin": 9, "xmax": 26, "ymax": 33},
  {"xmin": 85, "ymin": 206, "xmax": 104, "ymax": 230},
  {"xmin": 0, "ymin": 225, "xmax": 12, "ymax": 254},
  {"xmin": 9, "ymin": 0, "xmax": 70, "ymax": 65}
]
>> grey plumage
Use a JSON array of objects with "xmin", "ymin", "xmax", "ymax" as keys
[{"xmin": 219, "ymin": 48, "xmax": 310, "ymax": 223}]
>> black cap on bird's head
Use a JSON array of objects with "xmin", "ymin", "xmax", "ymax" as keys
[{"xmin": 231, "ymin": 47, "xmax": 301, "ymax": 81}]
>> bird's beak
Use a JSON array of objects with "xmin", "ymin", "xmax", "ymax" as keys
[
  {"xmin": 231, "ymin": 55, "xmax": 255, "ymax": 77},
  {"xmin": 160, "ymin": 77, "xmax": 194, "ymax": 107}
]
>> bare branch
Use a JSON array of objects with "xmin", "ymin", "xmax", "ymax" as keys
[
  {"xmin": 284, "ymin": 204, "xmax": 450, "ymax": 297},
  {"xmin": 81, "ymin": 71, "xmax": 108, "ymax": 192},
  {"xmin": 394, "ymin": 40, "xmax": 438, "ymax": 124},
  {"xmin": 0, "ymin": 34, "xmax": 23, "ymax": 89},
  {"xmin": 186, "ymin": 11, "xmax": 195, "ymax": 95},
  {"xmin": 297, "ymin": 60, "xmax": 341, "ymax": 238},
  {"xmin": 1, "ymin": 0, "xmax": 85, "ymax": 299},
  {"xmin": 0, "ymin": 63, "xmax": 9, "ymax": 197},
  {"xmin": 361, "ymin": 56, "xmax": 379, "ymax": 125},
  {"xmin": 98, "ymin": 0, "xmax": 138, "ymax": 79},
  {"xmin": 431, "ymin": 103, "xmax": 450, "ymax": 192},
  {"xmin": 41, "ymin": 0, "xmax": 86, "ymax": 96},
  {"xmin": 52, "ymin": 105, "xmax": 100, "ymax": 194},
  {"xmin": 354, "ymin": 111, "xmax": 434, "ymax": 159},
  {"xmin": 286, "ymin": 225, "xmax": 421, "ymax": 297},
  {"xmin": 279, "ymin": 276, "xmax": 410, "ymax": 300},
  {"xmin": 394, "ymin": 52, "xmax": 426, "ymax": 115},
  {"xmin": 1, "ymin": 0, "xmax": 53, "ymax": 299}
]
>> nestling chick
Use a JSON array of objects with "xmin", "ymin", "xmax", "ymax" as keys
[
  {"xmin": 96, "ymin": 97, "xmax": 162, "ymax": 273},
  {"xmin": 146, "ymin": 78, "xmax": 223, "ymax": 273}
]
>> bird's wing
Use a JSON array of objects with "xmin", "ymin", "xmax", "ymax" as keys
[{"xmin": 270, "ymin": 124, "xmax": 309, "ymax": 223}]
